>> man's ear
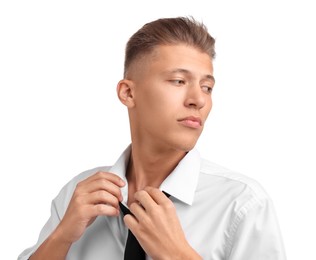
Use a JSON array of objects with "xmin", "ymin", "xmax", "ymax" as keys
[{"xmin": 116, "ymin": 79, "xmax": 135, "ymax": 108}]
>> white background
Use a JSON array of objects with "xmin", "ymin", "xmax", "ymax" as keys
[{"xmin": 1, "ymin": 0, "xmax": 315, "ymax": 259}]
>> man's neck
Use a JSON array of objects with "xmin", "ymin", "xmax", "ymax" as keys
[{"xmin": 126, "ymin": 144, "xmax": 186, "ymax": 204}]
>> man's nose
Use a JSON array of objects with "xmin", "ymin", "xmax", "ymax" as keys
[{"xmin": 184, "ymin": 84, "xmax": 206, "ymax": 109}]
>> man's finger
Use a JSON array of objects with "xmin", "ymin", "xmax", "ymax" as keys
[
  {"xmin": 133, "ymin": 189, "xmax": 156, "ymax": 211},
  {"xmin": 143, "ymin": 186, "xmax": 170, "ymax": 205},
  {"xmin": 83, "ymin": 171, "xmax": 126, "ymax": 187},
  {"xmin": 85, "ymin": 190, "xmax": 121, "ymax": 208},
  {"xmin": 83, "ymin": 179, "xmax": 124, "ymax": 200}
]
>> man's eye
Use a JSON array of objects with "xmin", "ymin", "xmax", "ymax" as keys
[
  {"xmin": 171, "ymin": 79, "xmax": 185, "ymax": 85},
  {"xmin": 202, "ymin": 86, "xmax": 213, "ymax": 94}
]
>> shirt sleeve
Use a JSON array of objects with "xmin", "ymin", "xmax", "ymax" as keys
[
  {"xmin": 17, "ymin": 198, "xmax": 62, "ymax": 260},
  {"xmin": 226, "ymin": 196, "xmax": 287, "ymax": 260},
  {"xmin": 17, "ymin": 167, "xmax": 102, "ymax": 260}
]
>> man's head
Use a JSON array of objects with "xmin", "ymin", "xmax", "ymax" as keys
[
  {"xmin": 123, "ymin": 16, "xmax": 216, "ymax": 78},
  {"xmin": 117, "ymin": 17, "xmax": 216, "ymax": 152}
]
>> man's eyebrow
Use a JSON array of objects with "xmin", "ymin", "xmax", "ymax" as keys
[
  {"xmin": 205, "ymin": 74, "xmax": 216, "ymax": 83},
  {"xmin": 167, "ymin": 68, "xmax": 215, "ymax": 83}
]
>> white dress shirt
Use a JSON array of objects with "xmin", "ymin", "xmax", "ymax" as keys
[{"xmin": 18, "ymin": 145, "xmax": 286, "ymax": 259}]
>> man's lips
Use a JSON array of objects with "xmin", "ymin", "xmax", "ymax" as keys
[{"xmin": 177, "ymin": 116, "xmax": 202, "ymax": 129}]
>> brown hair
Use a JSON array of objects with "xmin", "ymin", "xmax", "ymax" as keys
[{"xmin": 123, "ymin": 16, "xmax": 216, "ymax": 77}]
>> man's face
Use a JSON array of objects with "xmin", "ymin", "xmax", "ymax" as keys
[{"xmin": 129, "ymin": 44, "xmax": 214, "ymax": 152}]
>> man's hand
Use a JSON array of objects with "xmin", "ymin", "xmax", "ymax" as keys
[
  {"xmin": 56, "ymin": 171, "xmax": 125, "ymax": 244},
  {"xmin": 30, "ymin": 171, "xmax": 125, "ymax": 260},
  {"xmin": 123, "ymin": 187, "xmax": 201, "ymax": 260}
]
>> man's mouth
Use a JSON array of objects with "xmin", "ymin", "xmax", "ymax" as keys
[{"xmin": 177, "ymin": 116, "xmax": 202, "ymax": 129}]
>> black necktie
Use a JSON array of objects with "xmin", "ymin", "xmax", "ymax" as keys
[
  {"xmin": 119, "ymin": 192, "xmax": 170, "ymax": 260},
  {"xmin": 119, "ymin": 202, "xmax": 146, "ymax": 260}
]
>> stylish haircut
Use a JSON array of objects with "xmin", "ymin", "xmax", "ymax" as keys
[{"xmin": 123, "ymin": 16, "xmax": 216, "ymax": 77}]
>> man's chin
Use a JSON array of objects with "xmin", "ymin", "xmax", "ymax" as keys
[{"xmin": 174, "ymin": 139, "xmax": 198, "ymax": 152}]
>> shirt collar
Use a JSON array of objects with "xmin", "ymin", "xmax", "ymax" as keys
[{"xmin": 109, "ymin": 144, "xmax": 201, "ymax": 206}]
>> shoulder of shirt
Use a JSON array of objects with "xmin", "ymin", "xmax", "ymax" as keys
[{"xmin": 199, "ymin": 157, "xmax": 270, "ymax": 202}]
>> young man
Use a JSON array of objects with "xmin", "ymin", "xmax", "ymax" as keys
[{"xmin": 19, "ymin": 17, "xmax": 286, "ymax": 259}]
